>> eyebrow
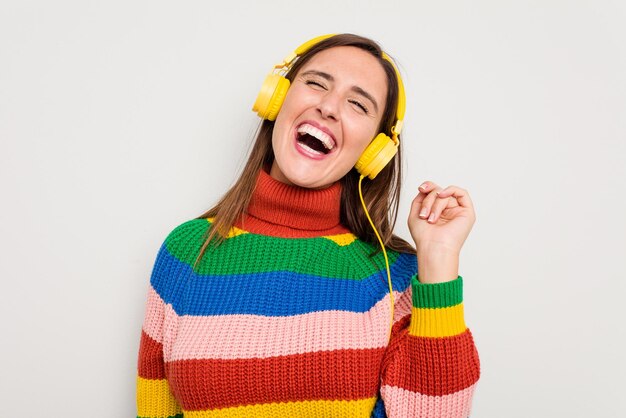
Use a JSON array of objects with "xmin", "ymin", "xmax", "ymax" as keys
[{"xmin": 300, "ymin": 70, "xmax": 380, "ymax": 113}]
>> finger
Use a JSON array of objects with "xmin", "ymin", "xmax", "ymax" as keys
[
  {"xmin": 427, "ymin": 192, "xmax": 459, "ymax": 223},
  {"xmin": 418, "ymin": 181, "xmax": 434, "ymax": 193},
  {"xmin": 411, "ymin": 184, "xmax": 443, "ymax": 219},
  {"xmin": 444, "ymin": 206, "xmax": 466, "ymax": 218},
  {"xmin": 426, "ymin": 194, "xmax": 449, "ymax": 223},
  {"xmin": 437, "ymin": 185, "xmax": 474, "ymax": 209},
  {"xmin": 412, "ymin": 181, "xmax": 433, "ymax": 205}
]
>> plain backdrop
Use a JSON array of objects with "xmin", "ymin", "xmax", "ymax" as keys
[{"xmin": 1, "ymin": 1, "xmax": 625, "ymax": 417}]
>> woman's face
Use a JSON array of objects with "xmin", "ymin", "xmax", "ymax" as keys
[{"xmin": 270, "ymin": 46, "xmax": 388, "ymax": 189}]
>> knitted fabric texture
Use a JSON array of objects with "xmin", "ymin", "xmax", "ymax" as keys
[{"xmin": 136, "ymin": 169, "xmax": 480, "ymax": 417}]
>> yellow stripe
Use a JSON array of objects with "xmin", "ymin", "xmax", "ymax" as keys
[
  {"xmin": 136, "ymin": 376, "xmax": 182, "ymax": 417},
  {"xmin": 322, "ymin": 233, "xmax": 357, "ymax": 246},
  {"xmin": 409, "ymin": 303, "xmax": 467, "ymax": 337},
  {"xmin": 184, "ymin": 397, "xmax": 377, "ymax": 417},
  {"xmin": 205, "ymin": 218, "xmax": 248, "ymax": 238}
]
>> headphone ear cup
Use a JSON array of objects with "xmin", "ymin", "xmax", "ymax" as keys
[
  {"xmin": 252, "ymin": 74, "xmax": 290, "ymax": 121},
  {"xmin": 355, "ymin": 133, "xmax": 398, "ymax": 180}
]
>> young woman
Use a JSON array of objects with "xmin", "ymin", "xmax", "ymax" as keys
[{"xmin": 136, "ymin": 33, "xmax": 480, "ymax": 418}]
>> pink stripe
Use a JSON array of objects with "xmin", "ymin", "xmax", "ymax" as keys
[
  {"xmin": 141, "ymin": 286, "xmax": 166, "ymax": 343},
  {"xmin": 380, "ymin": 384, "xmax": 476, "ymax": 418},
  {"xmin": 393, "ymin": 284, "xmax": 413, "ymax": 322},
  {"xmin": 165, "ymin": 288, "xmax": 413, "ymax": 361}
]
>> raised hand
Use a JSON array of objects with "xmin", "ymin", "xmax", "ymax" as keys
[{"xmin": 408, "ymin": 181, "xmax": 477, "ymax": 283}]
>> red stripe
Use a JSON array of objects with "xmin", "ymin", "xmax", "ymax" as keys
[
  {"xmin": 382, "ymin": 325, "xmax": 480, "ymax": 396},
  {"xmin": 137, "ymin": 330, "xmax": 166, "ymax": 379},
  {"xmin": 165, "ymin": 347, "xmax": 385, "ymax": 411}
]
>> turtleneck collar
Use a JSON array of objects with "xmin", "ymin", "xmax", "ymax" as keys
[{"xmin": 234, "ymin": 168, "xmax": 351, "ymax": 238}]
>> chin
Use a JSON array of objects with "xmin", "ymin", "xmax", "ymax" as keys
[
  {"xmin": 286, "ymin": 173, "xmax": 334, "ymax": 189},
  {"xmin": 278, "ymin": 164, "xmax": 339, "ymax": 189},
  {"xmin": 271, "ymin": 153, "xmax": 352, "ymax": 189}
]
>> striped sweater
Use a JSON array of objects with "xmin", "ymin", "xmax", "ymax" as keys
[{"xmin": 136, "ymin": 169, "xmax": 480, "ymax": 417}]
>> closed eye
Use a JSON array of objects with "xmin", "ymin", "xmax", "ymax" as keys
[
  {"xmin": 305, "ymin": 80, "xmax": 327, "ymax": 89},
  {"xmin": 349, "ymin": 99, "xmax": 369, "ymax": 114}
]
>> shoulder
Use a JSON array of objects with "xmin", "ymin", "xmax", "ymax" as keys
[
  {"xmin": 148, "ymin": 218, "xmax": 211, "ymax": 298},
  {"xmin": 153, "ymin": 218, "xmax": 211, "ymax": 271},
  {"xmin": 163, "ymin": 218, "xmax": 211, "ymax": 245}
]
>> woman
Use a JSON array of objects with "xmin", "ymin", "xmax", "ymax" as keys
[{"xmin": 136, "ymin": 33, "xmax": 480, "ymax": 418}]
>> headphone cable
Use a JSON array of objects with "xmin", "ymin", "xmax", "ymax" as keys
[{"xmin": 358, "ymin": 175, "xmax": 395, "ymax": 345}]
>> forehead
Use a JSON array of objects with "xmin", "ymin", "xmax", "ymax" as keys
[{"xmin": 298, "ymin": 46, "xmax": 388, "ymax": 102}]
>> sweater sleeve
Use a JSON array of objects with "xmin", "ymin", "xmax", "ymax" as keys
[
  {"xmin": 135, "ymin": 243, "xmax": 183, "ymax": 418},
  {"xmin": 379, "ymin": 275, "xmax": 480, "ymax": 417}
]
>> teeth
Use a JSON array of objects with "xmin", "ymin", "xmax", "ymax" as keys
[
  {"xmin": 298, "ymin": 143, "xmax": 324, "ymax": 155},
  {"xmin": 297, "ymin": 124, "xmax": 335, "ymax": 150}
]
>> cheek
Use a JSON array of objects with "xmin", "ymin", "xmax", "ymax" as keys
[
  {"xmin": 273, "ymin": 106, "xmax": 297, "ymax": 146},
  {"xmin": 278, "ymin": 84, "xmax": 310, "ymax": 116},
  {"xmin": 351, "ymin": 122, "xmax": 379, "ymax": 152},
  {"xmin": 340, "ymin": 131, "xmax": 375, "ymax": 170},
  {"xmin": 273, "ymin": 94, "xmax": 306, "ymax": 140}
]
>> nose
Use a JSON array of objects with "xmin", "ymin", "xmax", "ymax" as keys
[{"xmin": 316, "ymin": 91, "xmax": 340, "ymax": 121}]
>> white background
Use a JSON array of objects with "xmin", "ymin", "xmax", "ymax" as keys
[{"xmin": 1, "ymin": 1, "xmax": 625, "ymax": 416}]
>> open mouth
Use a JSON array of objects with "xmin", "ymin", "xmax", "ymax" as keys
[{"xmin": 295, "ymin": 123, "xmax": 336, "ymax": 155}]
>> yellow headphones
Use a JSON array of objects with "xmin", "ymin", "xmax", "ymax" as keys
[
  {"xmin": 253, "ymin": 34, "xmax": 406, "ymax": 343},
  {"xmin": 252, "ymin": 34, "xmax": 406, "ymax": 180}
]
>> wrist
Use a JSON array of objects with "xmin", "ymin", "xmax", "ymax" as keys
[
  {"xmin": 416, "ymin": 249, "xmax": 459, "ymax": 284},
  {"xmin": 416, "ymin": 241, "xmax": 460, "ymax": 257}
]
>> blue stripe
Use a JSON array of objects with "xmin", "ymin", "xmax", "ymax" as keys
[
  {"xmin": 370, "ymin": 395, "xmax": 387, "ymax": 418},
  {"xmin": 150, "ymin": 245, "xmax": 417, "ymax": 316}
]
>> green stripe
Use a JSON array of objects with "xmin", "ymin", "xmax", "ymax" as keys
[
  {"xmin": 411, "ymin": 275, "xmax": 463, "ymax": 308},
  {"xmin": 163, "ymin": 219, "xmax": 399, "ymax": 279}
]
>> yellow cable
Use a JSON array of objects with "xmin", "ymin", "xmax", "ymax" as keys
[{"xmin": 358, "ymin": 175, "xmax": 395, "ymax": 344}]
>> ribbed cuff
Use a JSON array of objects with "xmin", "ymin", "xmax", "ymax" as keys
[
  {"xmin": 409, "ymin": 275, "xmax": 466, "ymax": 338},
  {"xmin": 411, "ymin": 274, "xmax": 463, "ymax": 309}
]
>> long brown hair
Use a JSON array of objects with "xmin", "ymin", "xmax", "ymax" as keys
[{"xmin": 194, "ymin": 34, "xmax": 415, "ymax": 268}]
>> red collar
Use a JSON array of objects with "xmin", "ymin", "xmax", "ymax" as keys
[{"xmin": 235, "ymin": 169, "xmax": 350, "ymax": 238}]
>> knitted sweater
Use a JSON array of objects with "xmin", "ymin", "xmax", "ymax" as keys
[{"xmin": 136, "ymin": 169, "xmax": 480, "ymax": 418}]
